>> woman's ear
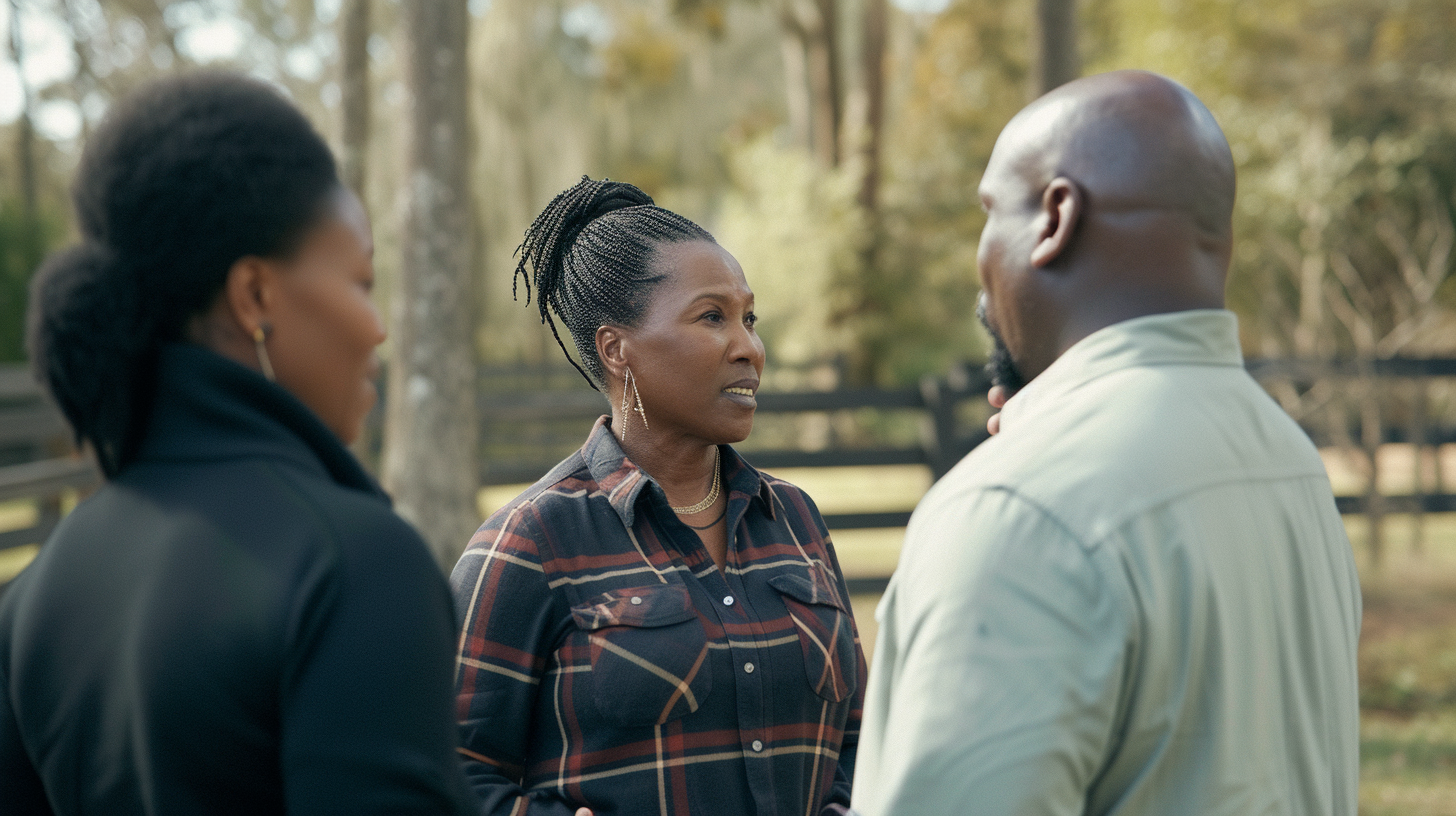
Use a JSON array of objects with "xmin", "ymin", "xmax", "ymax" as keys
[
  {"xmin": 185, "ymin": 256, "xmax": 280, "ymax": 372},
  {"xmin": 222, "ymin": 255, "xmax": 277, "ymax": 337},
  {"xmin": 596, "ymin": 325, "xmax": 628, "ymax": 383},
  {"xmin": 1030, "ymin": 177, "xmax": 1082, "ymax": 268}
]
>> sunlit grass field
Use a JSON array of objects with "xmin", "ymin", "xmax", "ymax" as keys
[
  {"xmin": 1342, "ymin": 512, "xmax": 1456, "ymax": 815},
  {"xmin": 7, "ymin": 448, "xmax": 1456, "ymax": 811}
]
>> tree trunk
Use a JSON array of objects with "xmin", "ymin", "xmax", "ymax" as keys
[
  {"xmin": 1411, "ymin": 377, "xmax": 1428, "ymax": 555},
  {"xmin": 1359, "ymin": 367, "xmax": 1384, "ymax": 569},
  {"xmin": 780, "ymin": 0, "xmax": 842, "ymax": 167},
  {"xmin": 383, "ymin": 0, "xmax": 480, "ymax": 568},
  {"xmin": 339, "ymin": 0, "xmax": 371, "ymax": 198},
  {"xmin": 58, "ymin": 0, "xmax": 95, "ymax": 143},
  {"xmin": 1293, "ymin": 120, "xmax": 1333, "ymax": 358},
  {"xmin": 9, "ymin": 0, "xmax": 36, "ymax": 225},
  {"xmin": 338, "ymin": 0, "xmax": 374, "ymax": 469},
  {"xmin": 857, "ymin": 0, "xmax": 886, "ymax": 213},
  {"xmin": 843, "ymin": 0, "xmax": 888, "ymax": 386},
  {"xmin": 779, "ymin": 31, "xmax": 812, "ymax": 152},
  {"xmin": 1033, "ymin": 0, "xmax": 1079, "ymax": 96},
  {"xmin": 807, "ymin": 0, "xmax": 841, "ymax": 167}
]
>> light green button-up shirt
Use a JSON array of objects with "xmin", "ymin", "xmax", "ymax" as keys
[{"xmin": 852, "ymin": 310, "xmax": 1361, "ymax": 816}]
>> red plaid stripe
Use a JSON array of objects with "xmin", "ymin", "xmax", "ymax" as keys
[{"xmin": 452, "ymin": 417, "xmax": 865, "ymax": 816}]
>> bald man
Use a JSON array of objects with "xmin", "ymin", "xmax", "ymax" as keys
[{"xmin": 851, "ymin": 72, "xmax": 1360, "ymax": 816}]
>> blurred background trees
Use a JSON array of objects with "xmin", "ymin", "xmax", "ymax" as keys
[
  {"xmin": 5, "ymin": 4, "xmax": 1456, "ymax": 801},
  {"xmin": 0, "ymin": 0, "xmax": 1454, "ymax": 553},
  {"xmin": 3, "ymin": 0, "xmax": 1450, "ymax": 379}
]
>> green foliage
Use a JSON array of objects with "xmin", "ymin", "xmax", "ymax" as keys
[
  {"xmin": 715, "ymin": 136, "xmax": 863, "ymax": 368},
  {"xmin": 0, "ymin": 200, "xmax": 61, "ymax": 363},
  {"xmin": 468, "ymin": 0, "xmax": 786, "ymax": 364},
  {"xmin": 1362, "ymin": 624, "xmax": 1456, "ymax": 713},
  {"xmin": 1078, "ymin": 0, "xmax": 1456, "ymax": 357},
  {"xmin": 7, "ymin": 0, "xmax": 1456, "ymax": 379},
  {"xmin": 833, "ymin": 0, "xmax": 1031, "ymax": 384}
]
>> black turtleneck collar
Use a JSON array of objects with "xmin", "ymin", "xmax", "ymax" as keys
[{"xmin": 134, "ymin": 343, "xmax": 385, "ymax": 500}]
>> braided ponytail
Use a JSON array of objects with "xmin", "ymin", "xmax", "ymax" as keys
[{"xmin": 514, "ymin": 177, "xmax": 714, "ymax": 388}]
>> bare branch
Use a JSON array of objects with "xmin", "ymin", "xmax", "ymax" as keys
[
  {"xmin": 1376, "ymin": 216, "xmax": 1430, "ymax": 300},
  {"xmin": 1328, "ymin": 250, "xmax": 1377, "ymax": 319},
  {"xmin": 1324, "ymin": 267, "xmax": 1375, "ymax": 353},
  {"xmin": 1423, "ymin": 194, "xmax": 1454, "ymax": 296},
  {"xmin": 1377, "ymin": 311, "xmax": 1432, "ymax": 356},
  {"xmin": 1270, "ymin": 234, "xmax": 1305, "ymax": 282}
]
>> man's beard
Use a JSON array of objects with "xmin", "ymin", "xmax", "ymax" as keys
[{"xmin": 977, "ymin": 295, "xmax": 1027, "ymax": 394}]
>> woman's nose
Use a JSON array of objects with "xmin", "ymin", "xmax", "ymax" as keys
[{"xmin": 732, "ymin": 323, "xmax": 765, "ymax": 367}]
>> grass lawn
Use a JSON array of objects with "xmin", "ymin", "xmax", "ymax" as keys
[
  {"xmin": 1360, "ymin": 711, "xmax": 1456, "ymax": 815},
  {"xmin": 1352, "ymin": 512, "xmax": 1456, "ymax": 813},
  {"xmin": 0, "ymin": 499, "xmax": 41, "ymax": 584}
]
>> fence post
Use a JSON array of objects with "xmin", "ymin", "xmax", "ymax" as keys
[
  {"xmin": 1412, "ymin": 376, "xmax": 1428, "ymax": 554},
  {"xmin": 920, "ymin": 375, "xmax": 958, "ymax": 479},
  {"xmin": 1359, "ymin": 359, "xmax": 1385, "ymax": 567}
]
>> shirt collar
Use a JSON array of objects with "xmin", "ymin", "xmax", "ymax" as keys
[
  {"xmin": 999, "ymin": 309, "xmax": 1244, "ymax": 435},
  {"xmin": 580, "ymin": 416, "xmax": 777, "ymax": 529},
  {"xmin": 136, "ymin": 343, "xmax": 385, "ymax": 498}
]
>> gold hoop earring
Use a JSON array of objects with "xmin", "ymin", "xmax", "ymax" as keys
[
  {"xmin": 621, "ymin": 367, "xmax": 649, "ymax": 440},
  {"xmin": 253, "ymin": 325, "xmax": 276, "ymax": 382}
]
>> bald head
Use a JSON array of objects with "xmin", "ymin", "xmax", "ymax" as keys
[
  {"xmin": 994, "ymin": 70, "xmax": 1235, "ymax": 241},
  {"xmin": 975, "ymin": 71, "xmax": 1237, "ymax": 388}
]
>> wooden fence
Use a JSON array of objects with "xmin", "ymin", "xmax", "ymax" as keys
[{"xmin": 4, "ymin": 357, "xmax": 1456, "ymax": 592}]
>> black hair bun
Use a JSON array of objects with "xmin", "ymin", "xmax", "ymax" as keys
[
  {"xmin": 514, "ymin": 176, "xmax": 714, "ymax": 389},
  {"xmin": 28, "ymin": 242, "xmax": 146, "ymax": 474},
  {"xmin": 27, "ymin": 70, "xmax": 340, "ymax": 477},
  {"xmin": 581, "ymin": 181, "xmax": 653, "ymax": 222}
]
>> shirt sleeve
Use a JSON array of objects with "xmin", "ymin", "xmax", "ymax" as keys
[
  {"xmin": 450, "ymin": 503, "xmax": 579, "ymax": 816},
  {"xmin": 278, "ymin": 507, "xmax": 476, "ymax": 816},
  {"xmin": 853, "ymin": 487, "xmax": 1133, "ymax": 816}
]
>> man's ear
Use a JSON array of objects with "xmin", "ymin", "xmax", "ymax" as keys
[
  {"xmin": 596, "ymin": 325, "xmax": 629, "ymax": 383},
  {"xmin": 1030, "ymin": 177, "xmax": 1082, "ymax": 268},
  {"xmin": 222, "ymin": 256, "xmax": 276, "ymax": 337}
]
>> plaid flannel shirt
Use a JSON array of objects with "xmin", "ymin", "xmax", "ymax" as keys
[{"xmin": 452, "ymin": 417, "xmax": 865, "ymax": 816}]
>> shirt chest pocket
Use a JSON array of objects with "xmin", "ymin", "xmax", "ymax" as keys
[
  {"xmin": 570, "ymin": 584, "xmax": 713, "ymax": 726},
  {"xmin": 769, "ymin": 567, "xmax": 858, "ymax": 703}
]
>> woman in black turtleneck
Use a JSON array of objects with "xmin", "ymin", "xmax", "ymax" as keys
[{"xmin": 0, "ymin": 72, "xmax": 474, "ymax": 815}]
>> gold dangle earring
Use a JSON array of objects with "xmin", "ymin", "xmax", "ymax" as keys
[
  {"xmin": 621, "ymin": 367, "xmax": 649, "ymax": 440},
  {"xmin": 253, "ymin": 324, "xmax": 276, "ymax": 382}
]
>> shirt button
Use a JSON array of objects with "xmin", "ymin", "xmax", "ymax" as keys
[
  {"xmin": 723, "ymin": 595, "xmax": 735, "ymax": 606},
  {"xmin": 751, "ymin": 739, "xmax": 764, "ymax": 753},
  {"xmin": 744, "ymin": 662, "xmax": 755, "ymax": 674},
  {"xmin": 630, "ymin": 597, "xmax": 643, "ymax": 605}
]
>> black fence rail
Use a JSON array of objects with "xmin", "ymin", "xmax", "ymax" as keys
[
  {"xmin": 4, "ymin": 357, "xmax": 1456, "ymax": 587},
  {"xmin": 1246, "ymin": 357, "xmax": 1456, "ymax": 379},
  {"xmin": 479, "ymin": 376, "xmax": 990, "ymax": 480},
  {"xmin": 0, "ymin": 367, "xmax": 99, "ymax": 564},
  {"xmin": 1247, "ymin": 357, "xmax": 1456, "ymax": 448}
]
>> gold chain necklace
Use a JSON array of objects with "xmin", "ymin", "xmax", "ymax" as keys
[{"xmin": 671, "ymin": 447, "xmax": 721, "ymax": 515}]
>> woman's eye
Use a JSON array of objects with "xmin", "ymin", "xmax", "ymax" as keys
[
  {"xmin": 702, "ymin": 311, "xmax": 723, "ymax": 323},
  {"xmin": 745, "ymin": 313, "xmax": 758, "ymax": 328}
]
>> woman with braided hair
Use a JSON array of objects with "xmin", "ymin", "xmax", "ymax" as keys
[{"xmin": 452, "ymin": 177, "xmax": 865, "ymax": 816}]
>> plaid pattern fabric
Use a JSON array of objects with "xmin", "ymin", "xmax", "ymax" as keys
[{"xmin": 452, "ymin": 417, "xmax": 865, "ymax": 816}]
